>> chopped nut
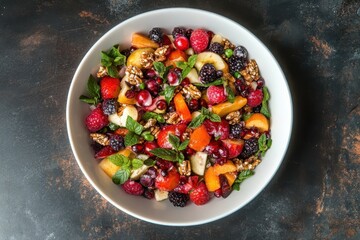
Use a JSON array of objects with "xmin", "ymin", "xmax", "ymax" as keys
[
  {"xmin": 226, "ymin": 111, "xmax": 241, "ymax": 125},
  {"xmin": 234, "ymin": 156, "xmax": 261, "ymax": 171},
  {"xmin": 223, "ymin": 72, "xmax": 236, "ymax": 83},
  {"xmin": 164, "ymin": 112, "xmax": 181, "ymax": 124},
  {"xmin": 181, "ymin": 84, "xmax": 201, "ymax": 100},
  {"xmin": 222, "ymin": 38, "xmax": 235, "ymax": 50},
  {"xmin": 114, "ymin": 128, "xmax": 129, "ymax": 136},
  {"xmin": 182, "ymin": 128, "xmax": 193, "ymax": 140},
  {"xmin": 117, "ymin": 104, "xmax": 126, "ymax": 117},
  {"xmin": 140, "ymin": 51, "xmax": 154, "ymax": 69},
  {"xmin": 174, "ymin": 85, "xmax": 183, "ymax": 94},
  {"xmin": 90, "ymin": 133, "xmax": 109, "ymax": 146},
  {"xmin": 243, "ymin": 105, "xmax": 253, "ymax": 113},
  {"xmin": 240, "ymin": 59, "xmax": 260, "ymax": 83},
  {"xmin": 150, "ymin": 126, "xmax": 160, "ymax": 139},
  {"xmin": 143, "ymin": 118, "xmax": 157, "ymax": 129},
  {"xmin": 125, "ymin": 65, "xmax": 143, "ymax": 85},
  {"xmin": 96, "ymin": 66, "xmax": 107, "ymax": 78},
  {"xmin": 154, "ymin": 45, "xmax": 170, "ymax": 62},
  {"xmin": 178, "ymin": 160, "xmax": 191, "ymax": 176}
]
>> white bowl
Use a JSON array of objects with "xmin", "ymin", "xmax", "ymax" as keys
[{"xmin": 66, "ymin": 8, "xmax": 293, "ymax": 226}]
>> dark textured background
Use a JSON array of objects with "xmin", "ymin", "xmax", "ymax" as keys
[{"xmin": 0, "ymin": 0, "xmax": 359, "ymax": 239}]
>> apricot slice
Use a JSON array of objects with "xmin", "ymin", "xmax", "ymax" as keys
[
  {"xmin": 174, "ymin": 93, "xmax": 192, "ymax": 122},
  {"xmin": 131, "ymin": 33, "xmax": 159, "ymax": 49},
  {"xmin": 126, "ymin": 48, "xmax": 154, "ymax": 69},
  {"xmin": 224, "ymin": 172, "xmax": 237, "ymax": 187},
  {"xmin": 99, "ymin": 148, "xmax": 132, "ymax": 178},
  {"xmin": 211, "ymin": 96, "xmax": 247, "ymax": 117},
  {"xmin": 245, "ymin": 113, "xmax": 269, "ymax": 132},
  {"xmin": 213, "ymin": 160, "xmax": 237, "ymax": 175},
  {"xmin": 165, "ymin": 49, "xmax": 188, "ymax": 67},
  {"xmin": 188, "ymin": 124, "xmax": 211, "ymax": 152},
  {"xmin": 204, "ymin": 166, "xmax": 221, "ymax": 191}
]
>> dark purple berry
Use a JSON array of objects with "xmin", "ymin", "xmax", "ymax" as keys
[
  {"xmin": 233, "ymin": 46, "xmax": 248, "ymax": 59},
  {"xmin": 102, "ymin": 99, "xmax": 117, "ymax": 115},
  {"xmin": 140, "ymin": 173, "xmax": 154, "ymax": 188},
  {"xmin": 208, "ymin": 42, "xmax": 224, "ymax": 55},
  {"xmin": 109, "ymin": 134, "xmax": 125, "ymax": 151},
  {"xmin": 172, "ymin": 27, "xmax": 186, "ymax": 38},
  {"xmin": 228, "ymin": 56, "xmax": 246, "ymax": 74},
  {"xmin": 239, "ymin": 137, "xmax": 259, "ymax": 159},
  {"xmin": 200, "ymin": 63, "xmax": 217, "ymax": 83},
  {"xmin": 149, "ymin": 27, "xmax": 163, "ymax": 43},
  {"xmin": 143, "ymin": 189, "xmax": 155, "ymax": 199},
  {"xmin": 168, "ymin": 191, "xmax": 189, "ymax": 207}
]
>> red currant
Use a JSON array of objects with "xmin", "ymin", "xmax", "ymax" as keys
[
  {"xmin": 174, "ymin": 36, "xmax": 190, "ymax": 51},
  {"xmin": 156, "ymin": 99, "xmax": 167, "ymax": 110},
  {"xmin": 136, "ymin": 90, "xmax": 153, "ymax": 107}
]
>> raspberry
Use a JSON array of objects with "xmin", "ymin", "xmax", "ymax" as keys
[
  {"xmin": 239, "ymin": 137, "xmax": 259, "ymax": 159},
  {"xmin": 208, "ymin": 42, "xmax": 224, "ymax": 55},
  {"xmin": 122, "ymin": 180, "xmax": 144, "ymax": 196},
  {"xmin": 172, "ymin": 27, "xmax": 186, "ymax": 38},
  {"xmin": 228, "ymin": 56, "xmax": 246, "ymax": 74},
  {"xmin": 168, "ymin": 191, "xmax": 189, "ymax": 207},
  {"xmin": 148, "ymin": 27, "xmax": 163, "ymax": 43},
  {"xmin": 247, "ymin": 89, "xmax": 263, "ymax": 107},
  {"xmin": 199, "ymin": 63, "xmax": 217, "ymax": 83},
  {"xmin": 102, "ymin": 99, "xmax": 117, "ymax": 115},
  {"xmin": 206, "ymin": 85, "xmax": 227, "ymax": 105},
  {"xmin": 189, "ymin": 182, "xmax": 210, "ymax": 205},
  {"xmin": 233, "ymin": 45, "xmax": 248, "ymax": 59},
  {"xmin": 85, "ymin": 105, "xmax": 109, "ymax": 132},
  {"xmin": 190, "ymin": 29, "xmax": 209, "ymax": 53}
]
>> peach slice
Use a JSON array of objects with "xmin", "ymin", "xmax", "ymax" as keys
[
  {"xmin": 213, "ymin": 160, "xmax": 237, "ymax": 175},
  {"xmin": 126, "ymin": 48, "xmax": 154, "ymax": 69},
  {"xmin": 99, "ymin": 148, "xmax": 132, "ymax": 178},
  {"xmin": 188, "ymin": 124, "xmax": 211, "ymax": 152},
  {"xmin": 204, "ymin": 166, "xmax": 221, "ymax": 192},
  {"xmin": 245, "ymin": 113, "xmax": 269, "ymax": 132},
  {"xmin": 224, "ymin": 172, "xmax": 237, "ymax": 187},
  {"xmin": 211, "ymin": 96, "xmax": 247, "ymax": 117},
  {"xmin": 131, "ymin": 33, "xmax": 159, "ymax": 49}
]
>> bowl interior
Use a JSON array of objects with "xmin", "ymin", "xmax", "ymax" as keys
[{"xmin": 66, "ymin": 8, "xmax": 293, "ymax": 226}]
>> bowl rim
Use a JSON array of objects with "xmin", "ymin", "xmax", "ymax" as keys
[{"xmin": 66, "ymin": 7, "xmax": 293, "ymax": 226}]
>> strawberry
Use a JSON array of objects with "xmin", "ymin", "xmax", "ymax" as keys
[
  {"xmin": 206, "ymin": 85, "xmax": 227, "ymax": 105},
  {"xmin": 189, "ymin": 181, "xmax": 210, "ymax": 205},
  {"xmin": 156, "ymin": 123, "xmax": 187, "ymax": 149},
  {"xmin": 94, "ymin": 145, "xmax": 116, "ymax": 159},
  {"xmin": 155, "ymin": 168, "xmax": 180, "ymax": 191},
  {"xmin": 190, "ymin": 29, "xmax": 209, "ymax": 53},
  {"xmin": 247, "ymin": 89, "xmax": 263, "ymax": 107},
  {"xmin": 100, "ymin": 76, "xmax": 121, "ymax": 99},
  {"xmin": 85, "ymin": 105, "xmax": 109, "ymax": 132},
  {"xmin": 174, "ymin": 176, "xmax": 199, "ymax": 194}
]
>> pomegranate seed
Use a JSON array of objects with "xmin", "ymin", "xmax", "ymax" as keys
[
  {"xmin": 200, "ymin": 99, "xmax": 208, "ymax": 108},
  {"xmin": 156, "ymin": 77, "xmax": 163, "ymax": 85},
  {"xmin": 156, "ymin": 99, "xmax": 167, "ymax": 110},
  {"xmin": 188, "ymin": 99, "xmax": 199, "ymax": 111},
  {"xmin": 125, "ymin": 89, "xmax": 136, "ymax": 99},
  {"xmin": 146, "ymin": 69, "xmax": 156, "ymax": 78},
  {"xmin": 145, "ymin": 79, "xmax": 159, "ymax": 95},
  {"xmin": 167, "ymin": 68, "xmax": 182, "ymax": 86},
  {"xmin": 174, "ymin": 36, "xmax": 190, "ymax": 51},
  {"xmin": 185, "ymin": 147, "xmax": 195, "ymax": 156},
  {"xmin": 181, "ymin": 78, "xmax": 190, "ymax": 86},
  {"xmin": 136, "ymin": 90, "xmax": 153, "ymax": 107},
  {"xmin": 214, "ymin": 188, "xmax": 222, "ymax": 198},
  {"xmin": 131, "ymin": 144, "xmax": 144, "ymax": 153},
  {"xmin": 130, "ymin": 46, "xmax": 137, "ymax": 52},
  {"xmin": 205, "ymin": 141, "xmax": 221, "ymax": 155},
  {"xmin": 207, "ymin": 30, "xmax": 214, "ymax": 40}
]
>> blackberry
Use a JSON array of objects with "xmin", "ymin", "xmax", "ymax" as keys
[
  {"xmin": 253, "ymin": 104, "xmax": 262, "ymax": 113},
  {"xmin": 233, "ymin": 46, "xmax": 248, "ymax": 59},
  {"xmin": 239, "ymin": 137, "xmax": 259, "ymax": 159},
  {"xmin": 102, "ymin": 99, "xmax": 117, "ymax": 115},
  {"xmin": 230, "ymin": 124, "xmax": 242, "ymax": 138},
  {"xmin": 148, "ymin": 27, "xmax": 163, "ymax": 43},
  {"xmin": 172, "ymin": 27, "xmax": 186, "ymax": 38},
  {"xmin": 185, "ymin": 28, "xmax": 193, "ymax": 39},
  {"xmin": 168, "ymin": 191, "xmax": 189, "ymax": 207},
  {"xmin": 109, "ymin": 134, "xmax": 125, "ymax": 151},
  {"xmin": 199, "ymin": 63, "xmax": 217, "ymax": 83},
  {"xmin": 208, "ymin": 42, "xmax": 224, "ymax": 55},
  {"xmin": 228, "ymin": 56, "xmax": 246, "ymax": 74}
]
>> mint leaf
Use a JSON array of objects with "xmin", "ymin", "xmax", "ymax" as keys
[
  {"xmin": 107, "ymin": 65, "xmax": 119, "ymax": 78},
  {"xmin": 225, "ymin": 85, "xmax": 235, "ymax": 103},
  {"xmin": 80, "ymin": 75, "xmax": 101, "ymax": 105},
  {"xmin": 144, "ymin": 158, "xmax": 156, "ymax": 166},
  {"xmin": 260, "ymin": 87, "xmax": 271, "ymax": 118},
  {"xmin": 79, "ymin": 95, "xmax": 97, "ymax": 105},
  {"xmin": 131, "ymin": 158, "xmax": 143, "ymax": 169},
  {"xmin": 142, "ymin": 112, "xmax": 165, "ymax": 123},
  {"xmin": 257, "ymin": 133, "xmax": 272, "ymax": 157},
  {"xmin": 188, "ymin": 55, "xmax": 197, "ymax": 68},
  {"xmin": 101, "ymin": 51, "xmax": 113, "ymax": 67},
  {"xmin": 194, "ymin": 78, "xmax": 223, "ymax": 87},
  {"xmin": 176, "ymin": 55, "xmax": 197, "ymax": 80},
  {"xmin": 163, "ymin": 85, "xmax": 177, "ymax": 104},
  {"xmin": 208, "ymin": 112, "xmax": 221, "ymax": 122},
  {"xmin": 108, "ymin": 122, "xmax": 120, "ymax": 131},
  {"xmin": 168, "ymin": 134, "xmax": 180, "ymax": 150},
  {"xmin": 178, "ymin": 139, "xmax": 189, "ymax": 151},
  {"xmin": 232, "ymin": 170, "xmax": 254, "ymax": 191},
  {"xmin": 177, "ymin": 152, "xmax": 185, "ymax": 163},
  {"xmin": 107, "ymin": 153, "xmax": 128, "ymax": 166},
  {"xmin": 112, "ymin": 169, "xmax": 130, "ymax": 185},
  {"xmin": 243, "ymin": 113, "xmax": 253, "ymax": 121},
  {"xmin": 124, "ymin": 131, "xmax": 139, "ymax": 146},
  {"xmin": 176, "ymin": 61, "xmax": 188, "ymax": 69},
  {"xmin": 188, "ymin": 114, "xmax": 206, "ymax": 128},
  {"xmin": 125, "ymin": 116, "xmax": 143, "ymax": 135},
  {"xmin": 153, "ymin": 61, "xmax": 166, "ymax": 79},
  {"xmin": 150, "ymin": 148, "xmax": 179, "ymax": 162}
]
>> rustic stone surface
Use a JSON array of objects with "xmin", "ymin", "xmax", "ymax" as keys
[{"xmin": 0, "ymin": 0, "xmax": 359, "ymax": 239}]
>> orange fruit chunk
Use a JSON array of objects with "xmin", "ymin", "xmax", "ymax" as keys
[
  {"xmin": 204, "ymin": 166, "xmax": 221, "ymax": 192},
  {"xmin": 244, "ymin": 113, "xmax": 269, "ymax": 132},
  {"xmin": 211, "ymin": 96, "xmax": 247, "ymax": 117},
  {"xmin": 174, "ymin": 93, "xmax": 192, "ymax": 122},
  {"xmin": 188, "ymin": 124, "xmax": 211, "ymax": 152}
]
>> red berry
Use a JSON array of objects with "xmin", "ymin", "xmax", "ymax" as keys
[
  {"xmin": 167, "ymin": 68, "xmax": 182, "ymax": 86},
  {"xmin": 125, "ymin": 89, "xmax": 136, "ymax": 99},
  {"xmin": 190, "ymin": 29, "xmax": 209, "ymax": 53},
  {"xmin": 247, "ymin": 89, "xmax": 263, "ymax": 107},
  {"xmin": 155, "ymin": 168, "xmax": 180, "ymax": 191},
  {"xmin": 156, "ymin": 77, "xmax": 163, "ymax": 85},
  {"xmin": 156, "ymin": 99, "xmax": 167, "ymax": 110},
  {"xmin": 161, "ymin": 34, "xmax": 172, "ymax": 46},
  {"xmin": 145, "ymin": 79, "xmax": 159, "ymax": 95},
  {"xmin": 94, "ymin": 145, "xmax": 116, "ymax": 159},
  {"xmin": 174, "ymin": 36, "xmax": 190, "ymax": 51},
  {"xmin": 157, "ymin": 123, "xmax": 187, "ymax": 149},
  {"xmin": 136, "ymin": 90, "xmax": 153, "ymax": 107},
  {"xmin": 146, "ymin": 69, "xmax": 156, "ymax": 78},
  {"xmin": 189, "ymin": 182, "xmax": 210, "ymax": 205},
  {"xmin": 122, "ymin": 180, "xmax": 144, "ymax": 196},
  {"xmin": 203, "ymin": 119, "xmax": 229, "ymax": 140},
  {"xmin": 144, "ymin": 141, "xmax": 159, "ymax": 156},
  {"xmin": 85, "ymin": 105, "xmax": 109, "ymax": 132},
  {"xmin": 100, "ymin": 76, "xmax": 120, "ymax": 99},
  {"xmin": 214, "ymin": 188, "xmax": 222, "ymax": 198},
  {"xmin": 206, "ymin": 85, "xmax": 227, "ymax": 105},
  {"xmin": 131, "ymin": 144, "xmax": 144, "ymax": 153},
  {"xmin": 180, "ymin": 77, "xmax": 190, "ymax": 87},
  {"xmin": 174, "ymin": 175, "xmax": 199, "ymax": 194},
  {"xmin": 188, "ymin": 98, "xmax": 199, "ymax": 111}
]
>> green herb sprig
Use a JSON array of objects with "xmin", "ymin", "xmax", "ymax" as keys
[
  {"xmin": 232, "ymin": 170, "xmax": 254, "ymax": 191},
  {"xmin": 153, "ymin": 61, "xmax": 172, "ymax": 80},
  {"xmin": 124, "ymin": 116, "xmax": 144, "ymax": 147},
  {"xmin": 101, "ymin": 45, "xmax": 126, "ymax": 78},
  {"xmin": 260, "ymin": 86, "xmax": 271, "ymax": 118},
  {"xmin": 257, "ymin": 133, "xmax": 272, "ymax": 157},
  {"xmin": 176, "ymin": 54, "xmax": 197, "ymax": 80},
  {"xmin": 79, "ymin": 75, "xmax": 101, "ymax": 105},
  {"xmin": 188, "ymin": 107, "xmax": 221, "ymax": 128},
  {"xmin": 150, "ymin": 134, "xmax": 189, "ymax": 163},
  {"xmin": 107, "ymin": 153, "xmax": 144, "ymax": 184}
]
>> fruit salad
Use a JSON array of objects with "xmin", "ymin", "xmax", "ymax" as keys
[{"xmin": 80, "ymin": 27, "xmax": 272, "ymax": 207}]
